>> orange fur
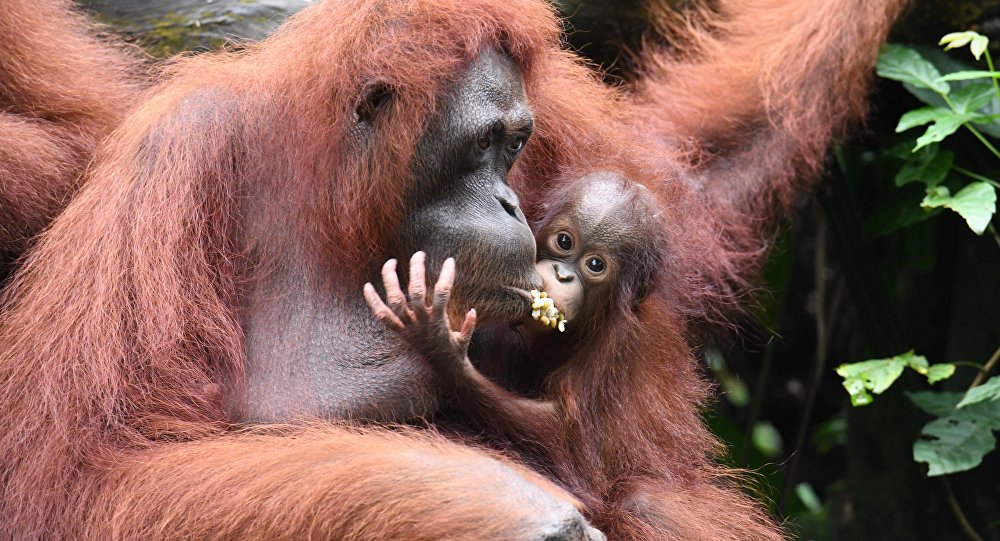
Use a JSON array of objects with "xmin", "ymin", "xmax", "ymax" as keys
[
  {"xmin": 626, "ymin": 0, "xmax": 909, "ymax": 291},
  {"xmin": 0, "ymin": 0, "xmax": 140, "ymax": 257},
  {"xmin": 0, "ymin": 0, "xmax": 906, "ymax": 539}
]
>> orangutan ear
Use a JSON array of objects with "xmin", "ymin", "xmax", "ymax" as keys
[{"xmin": 356, "ymin": 82, "xmax": 393, "ymax": 125}]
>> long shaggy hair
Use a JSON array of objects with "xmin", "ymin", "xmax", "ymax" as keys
[{"xmin": 0, "ymin": 0, "xmax": 906, "ymax": 539}]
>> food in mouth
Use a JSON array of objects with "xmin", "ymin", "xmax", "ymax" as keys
[{"xmin": 529, "ymin": 289, "xmax": 567, "ymax": 332}]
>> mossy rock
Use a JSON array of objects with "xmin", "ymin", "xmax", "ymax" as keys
[{"xmin": 79, "ymin": 0, "xmax": 310, "ymax": 57}]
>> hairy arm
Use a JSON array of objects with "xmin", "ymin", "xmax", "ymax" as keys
[
  {"xmin": 603, "ymin": 476, "xmax": 784, "ymax": 541},
  {"xmin": 441, "ymin": 351, "xmax": 563, "ymax": 447},
  {"xmin": 79, "ymin": 426, "xmax": 587, "ymax": 540},
  {"xmin": 364, "ymin": 253, "xmax": 563, "ymax": 447},
  {"xmin": 629, "ymin": 0, "xmax": 908, "ymax": 224},
  {"xmin": 0, "ymin": 0, "xmax": 140, "ymax": 254},
  {"xmin": 0, "ymin": 114, "xmax": 91, "ymax": 254}
]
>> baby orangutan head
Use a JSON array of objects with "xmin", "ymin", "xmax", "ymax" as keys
[{"xmin": 529, "ymin": 171, "xmax": 664, "ymax": 333}]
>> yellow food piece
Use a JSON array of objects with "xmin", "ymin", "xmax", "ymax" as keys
[{"xmin": 529, "ymin": 289, "xmax": 567, "ymax": 332}]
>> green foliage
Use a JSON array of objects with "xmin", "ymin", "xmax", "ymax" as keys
[
  {"xmin": 895, "ymin": 142, "xmax": 955, "ymax": 186},
  {"xmin": 877, "ymin": 44, "xmax": 950, "ymax": 94},
  {"xmin": 908, "ymin": 391, "xmax": 1000, "ymax": 476},
  {"xmin": 838, "ymin": 349, "xmax": 999, "ymax": 477},
  {"xmin": 920, "ymin": 182, "xmax": 997, "ymax": 234},
  {"xmin": 938, "ymin": 70, "xmax": 1000, "ymax": 82},
  {"xmin": 939, "ymin": 31, "xmax": 989, "ymax": 60},
  {"xmin": 836, "ymin": 29, "xmax": 1000, "ymax": 493},
  {"xmin": 875, "ymin": 39, "xmax": 998, "ymax": 236},
  {"xmin": 958, "ymin": 375, "xmax": 1000, "ymax": 407},
  {"xmin": 752, "ymin": 421, "xmax": 783, "ymax": 458},
  {"xmin": 835, "ymin": 351, "xmax": 953, "ymax": 406}
]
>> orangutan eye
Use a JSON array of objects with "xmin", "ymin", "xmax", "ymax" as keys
[
  {"xmin": 477, "ymin": 134, "xmax": 491, "ymax": 150},
  {"xmin": 508, "ymin": 137, "xmax": 525, "ymax": 153},
  {"xmin": 556, "ymin": 232, "xmax": 573, "ymax": 250},
  {"xmin": 585, "ymin": 256, "xmax": 605, "ymax": 274}
]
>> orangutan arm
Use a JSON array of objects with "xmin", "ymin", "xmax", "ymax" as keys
[
  {"xmin": 440, "ymin": 353, "xmax": 563, "ymax": 449},
  {"xmin": 0, "ymin": 0, "xmax": 139, "ymax": 254},
  {"xmin": 0, "ymin": 114, "xmax": 88, "ymax": 253},
  {"xmin": 81, "ymin": 426, "xmax": 593, "ymax": 540},
  {"xmin": 364, "ymin": 253, "xmax": 563, "ymax": 447},
  {"xmin": 599, "ymin": 476, "xmax": 784, "ymax": 541},
  {"xmin": 629, "ymin": 0, "xmax": 908, "ymax": 225}
]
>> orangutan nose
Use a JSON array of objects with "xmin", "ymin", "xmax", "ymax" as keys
[{"xmin": 553, "ymin": 263, "xmax": 575, "ymax": 283}]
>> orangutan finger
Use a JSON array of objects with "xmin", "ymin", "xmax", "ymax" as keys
[
  {"xmin": 455, "ymin": 308, "xmax": 477, "ymax": 349},
  {"xmin": 381, "ymin": 259, "xmax": 408, "ymax": 314},
  {"xmin": 432, "ymin": 258, "xmax": 455, "ymax": 319},
  {"xmin": 363, "ymin": 283, "xmax": 405, "ymax": 332},
  {"xmin": 408, "ymin": 251, "xmax": 428, "ymax": 318}
]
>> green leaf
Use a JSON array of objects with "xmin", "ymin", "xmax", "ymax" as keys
[
  {"xmin": 909, "ymin": 390, "xmax": 1000, "ymax": 476},
  {"xmin": 972, "ymin": 35, "xmax": 990, "ymax": 61},
  {"xmin": 950, "ymin": 81, "xmax": 995, "ymax": 114},
  {"xmin": 914, "ymin": 414, "xmax": 997, "ymax": 476},
  {"xmin": 914, "ymin": 112, "xmax": 970, "ymax": 150},
  {"xmin": 940, "ymin": 32, "xmax": 974, "ymax": 50},
  {"xmin": 920, "ymin": 182, "xmax": 998, "ymax": 234},
  {"xmin": 752, "ymin": 421, "xmax": 783, "ymax": 458},
  {"xmin": 938, "ymin": 70, "xmax": 1000, "ymax": 82},
  {"xmin": 900, "ymin": 45, "xmax": 975, "ymax": 107},
  {"xmin": 835, "ymin": 351, "xmax": 928, "ymax": 406},
  {"xmin": 958, "ymin": 375, "xmax": 1000, "ymax": 408},
  {"xmin": 896, "ymin": 106, "xmax": 951, "ymax": 132},
  {"xmin": 907, "ymin": 390, "xmax": 963, "ymax": 417},
  {"xmin": 927, "ymin": 364, "xmax": 956, "ymax": 384},
  {"xmin": 939, "ymin": 31, "xmax": 990, "ymax": 61},
  {"xmin": 878, "ymin": 44, "xmax": 950, "ymax": 94},
  {"xmin": 863, "ymin": 182, "xmax": 943, "ymax": 237},
  {"xmin": 794, "ymin": 483, "xmax": 823, "ymax": 514},
  {"xmin": 894, "ymin": 145, "xmax": 953, "ymax": 186}
]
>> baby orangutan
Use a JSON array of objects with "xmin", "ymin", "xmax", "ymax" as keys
[{"xmin": 363, "ymin": 172, "xmax": 664, "ymax": 457}]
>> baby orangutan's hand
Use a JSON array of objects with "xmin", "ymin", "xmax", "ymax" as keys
[{"xmin": 363, "ymin": 252, "xmax": 477, "ymax": 378}]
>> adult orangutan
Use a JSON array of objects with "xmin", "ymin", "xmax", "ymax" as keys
[{"xmin": 0, "ymin": 0, "xmax": 906, "ymax": 540}]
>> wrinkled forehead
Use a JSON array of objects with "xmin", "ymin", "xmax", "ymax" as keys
[{"xmin": 444, "ymin": 48, "xmax": 532, "ymax": 123}]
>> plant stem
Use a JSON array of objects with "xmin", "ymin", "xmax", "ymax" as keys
[
  {"xmin": 988, "ymin": 223, "xmax": 1000, "ymax": 250},
  {"xmin": 964, "ymin": 124, "xmax": 1000, "ymax": 161},
  {"xmin": 951, "ymin": 165, "xmax": 1000, "ymax": 189},
  {"xmin": 951, "ymin": 361, "xmax": 986, "ymax": 370},
  {"xmin": 970, "ymin": 344, "xmax": 1000, "ymax": 388},
  {"xmin": 943, "ymin": 477, "xmax": 985, "ymax": 541},
  {"xmin": 939, "ymin": 94, "xmax": 1000, "ymax": 159},
  {"xmin": 986, "ymin": 53, "xmax": 1000, "ymax": 105},
  {"xmin": 742, "ymin": 336, "xmax": 777, "ymax": 467},
  {"xmin": 780, "ymin": 200, "xmax": 828, "ymax": 514}
]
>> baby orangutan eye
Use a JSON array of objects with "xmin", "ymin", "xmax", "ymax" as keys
[
  {"xmin": 556, "ymin": 232, "xmax": 572, "ymax": 251},
  {"xmin": 585, "ymin": 256, "xmax": 605, "ymax": 273}
]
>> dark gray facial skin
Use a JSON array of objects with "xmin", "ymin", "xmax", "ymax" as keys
[
  {"xmin": 398, "ymin": 48, "xmax": 541, "ymax": 324},
  {"xmin": 241, "ymin": 49, "xmax": 541, "ymax": 424}
]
